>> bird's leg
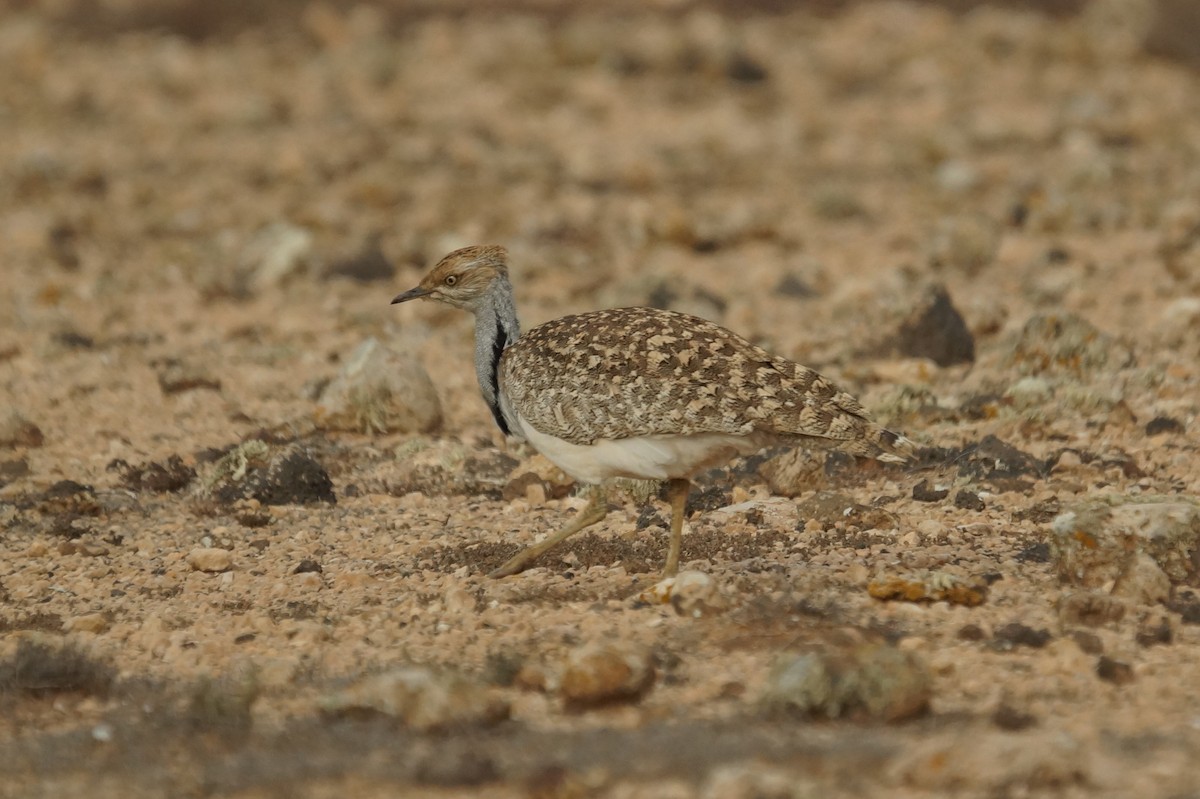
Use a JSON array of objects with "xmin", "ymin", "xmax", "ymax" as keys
[
  {"xmin": 663, "ymin": 478, "xmax": 691, "ymax": 578},
  {"xmin": 488, "ymin": 486, "xmax": 609, "ymax": 578}
]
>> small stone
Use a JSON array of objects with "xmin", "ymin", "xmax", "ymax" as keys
[
  {"xmin": 559, "ymin": 643, "xmax": 655, "ymax": 709},
  {"xmin": 761, "ymin": 643, "xmax": 931, "ymax": 722},
  {"xmin": 63, "ymin": 613, "xmax": 109, "ymax": 634},
  {"xmin": 321, "ymin": 666, "xmax": 509, "ymax": 731},
  {"xmin": 0, "ymin": 410, "xmax": 44, "ymax": 448},
  {"xmin": 292, "ymin": 559, "xmax": 322, "ymax": 575},
  {"xmin": 314, "ymin": 338, "xmax": 442, "ymax": 435},
  {"xmin": 187, "ymin": 547, "xmax": 233, "ymax": 573},
  {"xmin": 1096, "ymin": 656, "xmax": 1134, "ymax": 685},
  {"xmin": 639, "ymin": 571, "xmax": 726, "ymax": 617}
]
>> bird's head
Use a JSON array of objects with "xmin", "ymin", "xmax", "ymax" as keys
[{"xmin": 391, "ymin": 245, "xmax": 509, "ymax": 313}]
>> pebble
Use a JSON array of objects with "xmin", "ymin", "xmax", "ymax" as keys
[
  {"xmin": 558, "ymin": 643, "xmax": 655, "ymax": 708},
  {"xmin": 645, "ymin": 570, "xmax": 726, "ymax": 617},
  {"xmin": 187, "ymin": 547, "xmax": 233, "ymax": 573},
  {"xmin": 321, "ymin": 665, "xmax": 509, "ymax": 731}
]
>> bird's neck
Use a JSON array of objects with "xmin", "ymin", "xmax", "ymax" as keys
[{"xmin": 473, "ymin": 276, "xmax": 521, "ymax": 436}]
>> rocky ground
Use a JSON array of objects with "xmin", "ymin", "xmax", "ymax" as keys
[{"xmin": 3, "ymin": 1, "xmax": 1200, "ymax": 796}]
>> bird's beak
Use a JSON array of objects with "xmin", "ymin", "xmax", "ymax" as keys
[{"xmin": 391, "ymin": 286, "xmax": 432, "ymax": 304}]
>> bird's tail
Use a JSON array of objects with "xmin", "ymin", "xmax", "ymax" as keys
[{"xmin": 869, "ymin": 427, "xmax": 918, "ymax": 464}]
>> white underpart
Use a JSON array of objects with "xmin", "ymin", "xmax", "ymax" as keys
[{"xmin": 517, "ymin": 414, "xmax": 768, "ymax": 485}]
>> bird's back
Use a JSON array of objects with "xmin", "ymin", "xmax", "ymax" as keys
[{"xmin": 499, "ymin": 307, "xmax": 909, "ymax": 460}]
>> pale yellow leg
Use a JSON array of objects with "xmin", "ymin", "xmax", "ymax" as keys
[
  {"xmin": 488, "ymin": 488, "xmax": 609, "ymax": 578},
  {"xmin": 663, "ymin": 478, "xmax": 691, "ymax": 578}
]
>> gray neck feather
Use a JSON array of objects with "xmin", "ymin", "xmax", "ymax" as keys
[{"xmin": 472, "ymin": 275, "xmax": 521, "ymax": 436}]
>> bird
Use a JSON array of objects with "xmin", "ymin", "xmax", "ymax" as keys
[{"xmin": 392, "ymin": 245, "xmax": 915, "ymax": 579}]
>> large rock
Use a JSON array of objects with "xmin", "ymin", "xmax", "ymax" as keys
[
  {"xmin": 197, "ymin": 440, "xmax": 336, "ymax": 506},
  {"xmin": 558, "ymin": 643, "xmax": 655, "ymax": 709},
  {"xmin": 315, "ymin": 338, "xmax": 442, "ymax": 435},
  {"xmin": 1050, "ymin": 497, "xmax": 1200, "ymax": 598},
  {"xmin": 761, "ymin": 643, "xmax": 931, "ymax": 722},
  {"xmin": 1005, "ymin": 313, "xmax": 1133, "ymax": 377}
]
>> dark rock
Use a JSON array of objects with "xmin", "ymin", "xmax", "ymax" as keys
[
  {"xmin": 954, "ymin": 490, "xmax": 985, "ymax": 511},
  {"xmin": 54, "ymin": 329, "xmax": 94, "ymax": 349},
  {"xmin": 293, "ymin": 559, "xmax": 323, "ymax": 575},
  {"xmin": 204, "ymin": 442, "xmax": 336, "ymax": 507},
  {"xmin": 1145, "ymin": 415, "xmax": 1185, "ymax": 436},
  {"xmin": 912, "ymin": 480, "xmax": 949, "ymax": 502},
  {"xmin": 1096, "ymin": 656, "xmax": 1134, "ymax": 685},
  {"xmin": 774, "ymin": 273, "xmax": 816, "ymax": 298},
  {"xmin": 992, "ymin": 704, "xmax": 1038, "ymax": 731},
  {"xmin": 1144, "ymin": 0, "xmax": 1200, "ymax": 67},
  {"xmin": 1071, "ymin": 631, "xmax": 1104, "ymax": 655},
  {"xmin": 726, "ymin": 51, "xmax": 769, "ymax": 83},
  {"xmin": 1135, "ymin": 617, "xmax": 1173, "ymax": 648},
  {"xmin": 992, "ymin": 623, "xmax": 1052, "ymax": 650},
  {"xmin": 636, "ymin": 504, "xmax": 666, "ymax": 530},
  {"xmin": 685, "ymin": 484, "xmax": 731, "ymax": 515},
  {"xmin": 1014, "ymin": 498, "xmax": 1062, "ymax": 524},
  {"xmin": 892, "ymin": 285, "xmax": 975, "ymax": 366},
  {"xmin": 956, "ymin": 435, "xmax": 1051, "ymax": 486},
  {"xmin": 957, "ymin": 624, "xmax": 986, "ymax": 641}
]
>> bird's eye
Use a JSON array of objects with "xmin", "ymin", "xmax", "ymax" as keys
[{"xmin": 445, "ymin": 275, "xmax": 458, "ymax": 286}]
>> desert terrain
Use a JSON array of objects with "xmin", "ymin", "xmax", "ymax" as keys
[{"xmin": 3, "ymin": 1, "xmax": 1200, "ymax": 796}]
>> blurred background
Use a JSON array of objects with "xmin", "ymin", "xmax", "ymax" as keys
[{"xmin": 2, "ymin": 0, "xmax": 1200, "ymax": 446}]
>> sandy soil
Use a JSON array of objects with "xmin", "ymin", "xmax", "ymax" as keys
[{"xmin": 3, "ymin": 1, "xmax": 1200, "ymax": 796}]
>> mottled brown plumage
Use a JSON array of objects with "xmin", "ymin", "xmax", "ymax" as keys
[
  {"xmin": 501, "ymin": 306, "xmax": 906, "ymax": 459},
  {"xmin": 393, "ymin": 245, "xmax": 913, "ymax": 579}
]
